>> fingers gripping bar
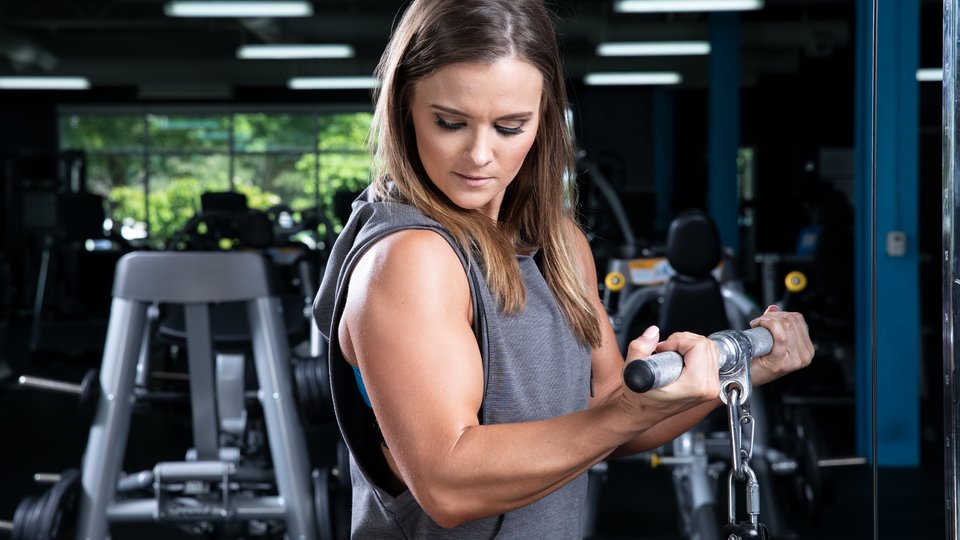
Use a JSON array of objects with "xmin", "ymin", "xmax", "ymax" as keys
[{"xmin": 623, "ymin": 327, "xmax": 774, "ymax": 393}]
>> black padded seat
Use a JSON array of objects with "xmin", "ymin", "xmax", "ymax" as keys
[{"xmin": 658, "ymin": 209, "xmax": 730, "ymax": 337}]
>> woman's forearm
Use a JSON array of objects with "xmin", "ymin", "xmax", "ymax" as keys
[{"xmin": 406, "ymin": 398, "xmax": 639, "ymax": 527}]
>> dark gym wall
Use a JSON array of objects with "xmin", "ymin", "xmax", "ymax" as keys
[
  {"xmin": 573, "ymin": 84, "xmax": 716, "ymax": 243},
  {"xmin": 742, "ymin": 41, "xmax": 857, "ymax": 256},
  {"xmin": 574, "ymin": 85, "xmax": 654, "ymax": 192},
  {"xmin": 0, "ymin": 94, "xmax": 60, "ymax": 289},
  {"xmin": 671, "ymin": 88, "xmax": 710, "ymax": 216},
  {"xmin": 0, "ymin": 96, "xmax": 58, "ymax": 153},
  {"xmin": 572, "ymin": 84, "xmax": 661, "ymax": 245}
]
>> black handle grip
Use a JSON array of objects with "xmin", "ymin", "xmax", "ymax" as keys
[
  {"xmin": 623, "ymin": 327, "xmax": 774, "ymax": 393},
  {"xmin": 623, "ymin": 351, "xmax": 683, "ymax": 393}
]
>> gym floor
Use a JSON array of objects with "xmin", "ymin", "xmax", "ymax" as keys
[{"xmin": 0, "ymin": 316, "xmax": 946, "ymax": 539}]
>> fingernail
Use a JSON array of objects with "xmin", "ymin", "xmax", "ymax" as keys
[
  {"xmin": 642, "ymin": 325, "xmax": 660, "ymax": 340},
  {"xmin": 767, "ymin": 305, "xmax": 780, "ymax": 312}
]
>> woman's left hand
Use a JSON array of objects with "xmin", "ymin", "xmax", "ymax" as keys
[{"xmin": 748, "ymin": 305, "xmax": 815, "ymax": 387}]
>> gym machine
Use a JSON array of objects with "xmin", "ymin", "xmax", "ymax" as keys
[
  {"xmin": 2, "ymin": 251, "xmax": 348, "ymax": 539},
  {"xmin": 600, "ymin": 204, "xmax": 867, "ymax": 539}
]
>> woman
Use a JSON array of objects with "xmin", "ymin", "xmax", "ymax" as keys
[{"xmin": 313, "ymin": 0, "xmax": 814, "ymax": 537}]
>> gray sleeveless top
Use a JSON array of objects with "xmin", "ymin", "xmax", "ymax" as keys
[{"xmin": 313, "ymin": 190, "xmax": 593, "ymax": 539}]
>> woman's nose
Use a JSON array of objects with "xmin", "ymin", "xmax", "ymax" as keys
[{"xmin": 465, "ymin": 130, "xmax": 494, "ymax": 167}]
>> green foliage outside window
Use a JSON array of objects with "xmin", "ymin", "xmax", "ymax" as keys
[{"xmin": 60, "ymin": 111, "xmax": 373, "ymax": 247}]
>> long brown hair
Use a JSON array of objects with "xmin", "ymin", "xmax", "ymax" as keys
[{"xmin": 370, "ymin": 0, "xmax": 601, "ymax": 347}]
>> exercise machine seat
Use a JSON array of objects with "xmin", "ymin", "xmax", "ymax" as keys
[{"xmin": 658, "ymin": 209, "xmax": 730, "ymax": 337}]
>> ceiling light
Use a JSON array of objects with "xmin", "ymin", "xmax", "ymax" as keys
[
  {"xmin": 597, "ymin": 41, "xmax": 711, "ymax": 56},
  {"xmin": 916, "ymin": 68, "xmax": 943, "ymax": 82},
  {"xmin": 584, "ymin": 72, "xmax": 682, "ymax": 86},
  {"xmin": 238, "ymin": 44, "xmax": 355, "ymax": 59},
  {"xmin": 614, "ymin": 0, "xmax": 763, "ymax": 13},
  {"xmin": 288, "ymin": 76, "xmax": 380, "ymax": 90},
  {"xmin": 0, "ymin": 77, "xmax": 91, "ymax": 90},
  {"xmin": 165, "ymin": 1, "xmax": 313, "ymax": 17}
]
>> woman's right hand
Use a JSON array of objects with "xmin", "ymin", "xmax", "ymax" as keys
[{"xmin": 616, "ymin": 326, "xmax": 722, "ymax": 432}]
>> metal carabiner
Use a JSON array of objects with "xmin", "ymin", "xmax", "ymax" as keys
[
  {"xmin": 726, "ymin": 462, "xmax": 761, "ymax": 528},
  {"xmin": 740, "ymin": 405, "xmax": 756, "ymax": 464},
  {"xmin": 726, "ymin": 385, "xmax": 744, "ymax": 477},
  {"xmin": 725, "ymin": 385, "xmax": 757, "ymax": 480}
]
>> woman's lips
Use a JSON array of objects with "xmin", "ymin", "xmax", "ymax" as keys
[{"xmin": 455, "ymin": 172, "xmax": 492, "ymax": 186}]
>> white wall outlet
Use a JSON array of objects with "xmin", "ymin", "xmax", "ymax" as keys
[{"xmin": 886, "ymin": 230, "xmax": 907, "ymax": 257}]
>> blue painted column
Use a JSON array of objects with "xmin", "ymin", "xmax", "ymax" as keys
[
  {"xmin": 854, "ymin": 0, "xmax": 921, "ymax": 466},
  {"xmin": 653, "ymin": 88, "xmax": 674, "ymax": 235},
  {"xmin": 708, "ymin": 12, "xmax": 740, "ymax": 253}
]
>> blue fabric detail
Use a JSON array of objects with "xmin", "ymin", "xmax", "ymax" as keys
[{"xmin": 353, "ymin": 365, "xmax": 373, "ymax": 409}]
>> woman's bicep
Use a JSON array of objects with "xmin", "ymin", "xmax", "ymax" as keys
[{"xmin": 342, "ymin": 230, "xmax": 484, "ymax": 475}]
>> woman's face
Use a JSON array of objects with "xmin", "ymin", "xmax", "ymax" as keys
[{"xmin": 410, "ymin": 57, "xmax": 543, "ymax": 221}]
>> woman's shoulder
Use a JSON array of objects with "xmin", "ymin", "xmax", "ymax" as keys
[
  {"xmin": 372, "ymin": 227, "xmax": 459, "ymax": 259},
  {"xmin": 346, "ymin": 228, "xmax": 473, "ymax": 324},
  {"xmin": 357, "ymin": 228, "xmax": 469, "ymax": 288}
]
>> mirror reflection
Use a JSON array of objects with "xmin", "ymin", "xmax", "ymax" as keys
[{"xmin": 0, "ymin": 0, "xmax": 940, "ymax": 538}]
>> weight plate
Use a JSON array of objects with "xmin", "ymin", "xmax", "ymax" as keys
[
  {"xmin": 313, "ymin": 468, "xmax": 333, "ymax": 540},
  {"xmin": 78, "ymin": 370, "xmax": 99, "ymax": 414},
  {"xmin": 334, "ymin": 440, "xmax": 351, "ymax": 488},
  {"xmin": 790, "ymin": 408, "xmax": 824, "ymax": 524},
  {"xmin": 304, "ymin": 359, "xmax": 322, "ymax": 424},
  {"xmin": 36, "ymin": 486, "xmax": 60, "ymax": 539},
  {"xmin": 307, "ymin": 359, "xmax": 324, "ymax": 420},
  {"xmin": 37, "ymin": 469, "xmax": 80, "ymax": 540},
  {"xmin": 26, "ymin": 490, "xmax": 48, "ymax": 540},
  {"xmin": 11, "ymin": 495, "xmax": 38, "ymax": 540},
  {"xmin": 313, "ymin": 357, "xmax": 333, "ymax": 422},
  {"xmin": 293, "ymin": 360, "xmax": 309, "ymax": 419},
  {"xmin": 299, "ymin": 359, "xmax": 321, "ymax": 425}
]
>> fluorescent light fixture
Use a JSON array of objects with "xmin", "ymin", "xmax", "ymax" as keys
[
  {"xmin": 288, "ymin": 76, "xmax": 380, "ymax": 90},
  {"xmin": 916, "ymin": 68, "xmax": 943, "ymax": 82},
  {"xmin": 584, "ymin": 72, "xmax": 682, "ymax": 86},
  {"xmin": 614, "ymin": 0, "xmax": 763, "ymax": 13},
  {"xmin": 0, "ymin": 77, "xmax": 90, "ymax": 90},
  {"xmin": 238, "ymin": 44, "xmax": 355, "ymax": 59},
  {"xmin": 597, "ymin": 41, "xmax": 711, "ymax": 56},
  {"xmin": 165, "ymin": 1, "xmax": 313, "ymax": 17}
]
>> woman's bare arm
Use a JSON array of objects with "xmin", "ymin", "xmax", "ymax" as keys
[{"xmin": 340, "ymin": 229, "xmax": 719, "ymax": 528}]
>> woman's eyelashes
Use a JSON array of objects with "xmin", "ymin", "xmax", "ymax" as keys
[
  {"xmin": 434, "ymin": 116, "xmax": 525, "ymax": 136},
  {"xmin": 496, "ymin": 125, "xmax": 525, "ymax": 136},
  {"xmin": 434, "ymin": 117, "xmax": 463, "ymax": 131}
]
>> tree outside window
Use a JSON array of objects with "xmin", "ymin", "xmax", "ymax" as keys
[{"xmin": 59, "ymin": 109, "xmax": 373, "ymax": 248}]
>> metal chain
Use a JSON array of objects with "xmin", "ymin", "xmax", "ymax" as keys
[
  {"xmin": 724, "ymin": 382, "xmax": 762, "ymax": 538},
  {"xmin": 725, "ymin": 384, "xmax": 757, "ymax": 481},
  {"xmin": 726, "ymin": 385, "xmax": 744, "ymax": 477}
]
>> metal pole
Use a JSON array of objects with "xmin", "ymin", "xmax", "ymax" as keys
[{"xmin": 943, "ymin": 0, "xmax": 960, "ymax": 537}]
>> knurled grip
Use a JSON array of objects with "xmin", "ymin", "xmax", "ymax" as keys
[{"xmin": 623, "ymin": 327, "xmax": 773, "ymax": 393}]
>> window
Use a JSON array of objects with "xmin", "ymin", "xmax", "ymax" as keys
[{"xmin": 59, "ymin": 108, "xmax": 373, "ymax": 247}]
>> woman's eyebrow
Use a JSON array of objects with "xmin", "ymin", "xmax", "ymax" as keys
[{"xmin": 430, "ymin": 104, "xmax": 534, "ymax": 121}]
